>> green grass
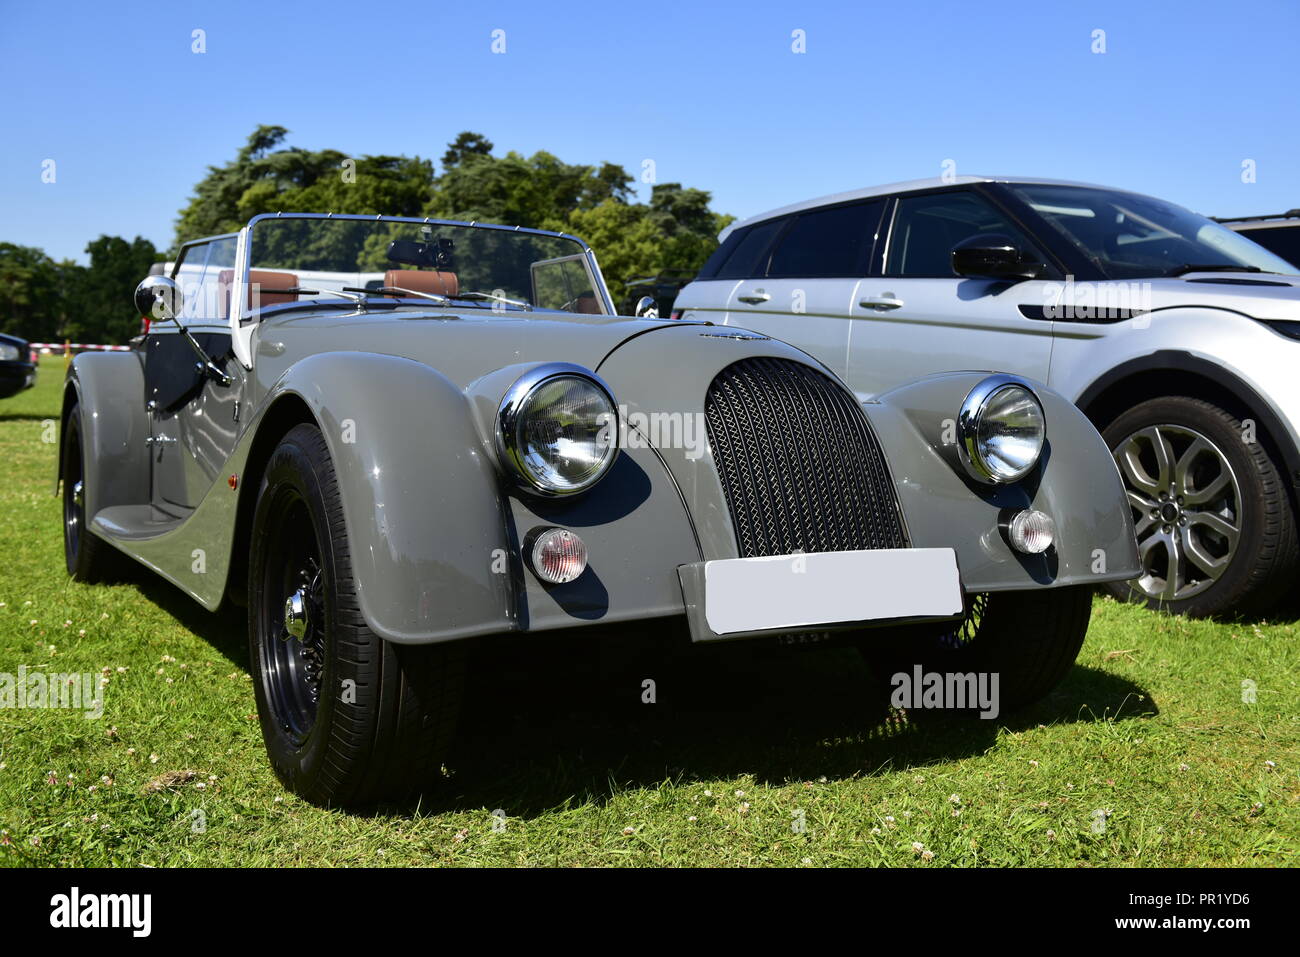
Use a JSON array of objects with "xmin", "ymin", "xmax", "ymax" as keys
[{"xmin": 0, "ymin": 357, "xmax": 1296, "ymax": 867}]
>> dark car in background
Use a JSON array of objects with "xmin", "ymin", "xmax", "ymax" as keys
[
  {"xmin": 0, "ymin": 333, "xmax": 36, "ymax": 399},
  {"xmin": 1215, "ymin": 210, "xmax": 1300, "ymax": 269},
  {"xmin": 621, "ymin": 271, "xmax": 696, "ymax": 318}
]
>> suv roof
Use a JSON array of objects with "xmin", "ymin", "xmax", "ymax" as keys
[{"xmin": 718, "ymin": 175, "xmax": 1134, "ymax": 241}]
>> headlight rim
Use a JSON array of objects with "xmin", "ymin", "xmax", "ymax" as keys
[
  {"xmin": 496, "ymin": 361, "xmax": 619, "ymax": 497},
  {"xmin": 956, "ymin": 374, "xmax": 1046, "ymax": 484}
]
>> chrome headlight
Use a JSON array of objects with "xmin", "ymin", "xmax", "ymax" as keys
[
  {"xmin": 957, "ymin": 375, "xmax": 1046, "ymax": 483},
  {"xmin": 498, "ymin": 363, "xmax": 619, "ymax": 495},
  {"xmin": 0, "ymin": 343, "xmax": 20, "ymax": 362}
]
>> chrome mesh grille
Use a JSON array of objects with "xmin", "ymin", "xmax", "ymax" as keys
[{"xmin": 704, "ymin": 357, "xmax": 908, "ymax": 558}]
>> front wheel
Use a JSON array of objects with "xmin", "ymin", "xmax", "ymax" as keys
[
  {"xmin": 61, "ymin": 404, "xmax": 116, "ymax": 582},
  {"xmin": 858, "ymin": 586, "xmax": 1093, "ymax": 715},
  {"xmin": 1101, "ymin": 396, "xmax": 1298, "ymax": 619},
  {"xmin": 248, "ymin": 423, "xmax": 465, "ymax": 807}
]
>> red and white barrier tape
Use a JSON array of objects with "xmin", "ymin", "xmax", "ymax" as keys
[{"xmin": 29, "ymin": 343, "xmax": 132, "ymax": 352}]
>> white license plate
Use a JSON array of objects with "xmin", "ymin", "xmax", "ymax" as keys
[{"xmin": 704, "ymin": 548, "xmax": 963, "ymax": 636}]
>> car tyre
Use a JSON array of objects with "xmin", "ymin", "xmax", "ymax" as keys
[
  {"xmin": 1101, "ymin": 396, "xmax": 1298, "ymax": 619},
  {"xmin": 62, "ymin": 404, "xmax": 117, "ymax": 583},
  {"xmin": 248, "ymin": 423, "xmax": 465, "ymax": 807},
  {"xmin": 858, "ymin": 586, "xmax": 1093, "ymax": 714}
]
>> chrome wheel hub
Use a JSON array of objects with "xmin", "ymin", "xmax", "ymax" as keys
[
  {"xmin": 282, "ymin": 588, "xmax": 309, "ymax": 642},
  {"xmin": 1112, "ymin": 423, "xmax": 1242, "ymax": 602}
]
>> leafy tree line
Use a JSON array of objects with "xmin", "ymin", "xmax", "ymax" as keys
[
  {"xmin": 2, "ymin": 127, "xmax": 731, "ymax": 344},
  {"xmin": 0, "ymin": 235, "xmax": 159, "ymax": 344},
  {"xmin": 175, "ymin": 126, "xmax": 731, "ymax": 307}
]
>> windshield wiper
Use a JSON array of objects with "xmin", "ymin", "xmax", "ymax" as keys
[
  {"xmin": 452, "ymin": 290, "xmax": 533, "ymax": 310},
  {"xmin": 1162, "ymin": 264, "xmax": 1270, "ymax": 277},
  {"xmin": 263, "ymin": 287, "xmax": 370, "ymax": 312},
  {"xmin": 344, "ymin": 285, "xmax": 451, "ymax": 306}
]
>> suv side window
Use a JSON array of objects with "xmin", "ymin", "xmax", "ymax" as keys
[
  {"xmin": 885, "ymin": 191, "xmax": 1040, "ymax": 278},
  {"xmin": 766, "ymin": 200, "xmax": 885, "ymax": 278},
  {"xmin": 711, "ymin": 217, "xmax": 789, "ymax": 279}
]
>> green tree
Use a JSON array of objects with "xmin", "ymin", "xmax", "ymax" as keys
[
  {"xmin": 173, "ymin": 128, "xmax": 731, "ymax": 312},
  {"xmin": 0, "ymin": 243, "xmax": 68, "ymax": 342},
  {"xmin": 174, "ymin": 126, "xmax": 435, "ymax": 249},
  {"xmin": 430, "ymin": 149, "xmax": 634, "ymax": 229},
  {"xmin": 65, "ymin": 235, "xmax": 160, "ymax": 345},
  {"xmin": 568, "ymin": 184, "xmax": 733, "ymax": 305},
  {"xmin": 441, "ymin": 132, "xmax": 494, "ymax": 169}
]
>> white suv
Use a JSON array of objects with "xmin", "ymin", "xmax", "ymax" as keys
[{"xmin": 674, "ymin": 176, "xmax": 1300, "ymax": 619}]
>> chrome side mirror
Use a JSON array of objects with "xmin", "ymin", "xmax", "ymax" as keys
[
  {"xmin": 634, "ymin": 296, "xmax": 659, "ymax": 319},
  {"xmin": 131, "ymin": 274, "xmax": 231, "ymax": 388},
  {"xmin": 134, "ymin": 275, "xmax": 182, "ymax": 321}
]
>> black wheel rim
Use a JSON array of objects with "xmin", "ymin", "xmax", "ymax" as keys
[
  {"xmin": 258, "ymin": 488, "xmax": 327, "ymax": 745},
  {"xmin": 937, "ymin": 593, "xmax": 988, "ymax": 650},
  {"xmin": 63, "ymin": 434, "xmax": 83, "ymax": 562}
]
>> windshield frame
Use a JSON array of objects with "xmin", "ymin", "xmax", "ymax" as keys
[
  {"xmin": 210, "ymin": 213, "xmax": 615, "ymax": 371},
  {"xmin": 236, "ymin": 212, "xmax": 615, "ymax": 321}
]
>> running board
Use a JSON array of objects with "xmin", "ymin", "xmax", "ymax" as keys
[{"xmin": 92, "ymin": 505, "xmax": 189, "ymax": 542}]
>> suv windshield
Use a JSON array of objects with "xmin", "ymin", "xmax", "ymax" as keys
[
  {"xmin": 1006, "ymin": 184, "xmax": 1299, "ymax": 279},
  {"xmin": 244, "ymin": 215, "xmax": 610, "ymax": 316}
]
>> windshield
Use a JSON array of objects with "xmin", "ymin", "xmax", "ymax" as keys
[
  {"xmin": 244, "ymin": 216, "xmax": 610, "ymax": 316},
  {"xmin": 1006, "ymin": 184, "xmax": 1299, "ymax": 279}
]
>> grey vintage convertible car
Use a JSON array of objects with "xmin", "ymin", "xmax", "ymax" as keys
[{"xmin": 57, "ymin": 213, "xmax": 1138, "ymax": 806}]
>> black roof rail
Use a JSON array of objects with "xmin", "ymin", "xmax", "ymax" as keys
[{"xmin": 1212, "ymin": 209, "xmax": 1300, "ymax": 224}]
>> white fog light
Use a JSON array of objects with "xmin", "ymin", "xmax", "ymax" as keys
[
  {"xmin": 1006, "ymin": 510, "xmax": 1056, "ymax": 555},
  {"xmin": 528, "ymin": 527, "xmax": 588, "ymax": 584}
]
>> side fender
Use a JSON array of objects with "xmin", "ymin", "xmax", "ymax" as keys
[
  {"xmin": 60, "ymin": 352, "xmax": 149, "ymax": 518},
  {"xmin": 265, "ymin": 352, "xmax": 513, "ymax": 644},
  {"xmin": 867, "ymin": 371, "xmax": 1140, "ymax": 589}
]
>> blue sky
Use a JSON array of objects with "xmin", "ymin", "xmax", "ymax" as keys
[{"xmin": 2, "ymin": 0, "xmax": 1297, "ymax": 263}]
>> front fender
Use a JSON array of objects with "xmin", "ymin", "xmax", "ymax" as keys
[
  {"xmin": 267, "ymin": 352, "xmax": 513, "ymax": 643},
  {"xmin": 868, "ymin": 371, "xmax": 1140, "ymax": 590},
  {"xmin": 59, "ymin": 352, "xmax": 149, "ymax": 519}
]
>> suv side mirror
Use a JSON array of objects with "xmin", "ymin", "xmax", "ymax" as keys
[
  {"xmin": 951, "ymin": 234, "xmax": 1044, "ymax": 281},
  {"xmin": 134, "ymin": 275, "xmax": 182, "ymax": 321}
]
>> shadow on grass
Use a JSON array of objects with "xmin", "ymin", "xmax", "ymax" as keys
[
  {"xmin": 402, "ymin": 627, "xmax": 1159, "ymax": 819},
  {"xmin": 121, "ymin": 575, "xmax": 1160, "ymax": 817},
  {"xmin": 130, "ymin": 571, "xmax": 248, "ymax": 671},
  {"xmin": 1105, "ymin": 585, "xmax": 1300, "ymax": 627}
]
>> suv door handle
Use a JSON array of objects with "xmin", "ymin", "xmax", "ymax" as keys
[
  {"xmin": 859, "ymin": 297, "xmax": 904, "ymax": 311},
  {"xmin": 736, "ymin": 293, "xmax": 770, "ymax": 304}
]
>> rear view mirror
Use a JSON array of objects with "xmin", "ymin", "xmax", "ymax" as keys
[
  {"xmin": 951, "ymin": 234, "xmax": 1044, "ymax": 281},
  {"xmin": 387, "ymin": 238, "xmax": 454, "ymax": 269}
]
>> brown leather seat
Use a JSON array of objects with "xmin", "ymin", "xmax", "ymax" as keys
[
  {"xmin": 384, "ymin": 269, "xmax": 459, "ymax": 298},
  {"xmin": 218, "ymin": 269, "xmax": 299, "ymax": 317}
]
